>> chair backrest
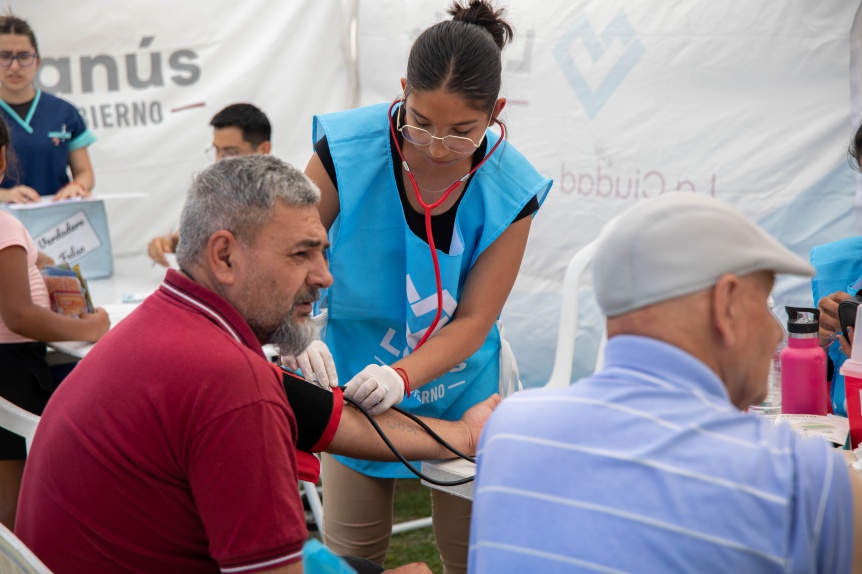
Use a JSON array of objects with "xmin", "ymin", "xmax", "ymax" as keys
[
  {"xmin": 0, "ymin": 398, "xmax": 39, "ymax": 455},
  {"xmin": 545, "ymin": 240, "xmax": 607, "ymax": 389},
  {"xmin": 0, "ymin": 522, "xmax": 52, "ymax": 574}
]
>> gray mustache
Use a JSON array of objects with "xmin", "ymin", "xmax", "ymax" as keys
[{"xmin": 295, "ymin": 289, "xmax": 320, "ymax": 305}]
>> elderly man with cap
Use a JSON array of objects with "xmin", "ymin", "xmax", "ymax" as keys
[{"xmin": 468, "ymin": 194, "xmax": 862, "ymax": 573}]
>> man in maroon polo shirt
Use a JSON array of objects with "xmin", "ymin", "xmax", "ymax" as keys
[{"xmin": 15, "ymin": 155, "xmax": 496, "ymax": 574}]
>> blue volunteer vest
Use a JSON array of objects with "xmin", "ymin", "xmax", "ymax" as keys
[
  {"xmin": 314, "ymin": 103, "xmax": 551, "ymax": 478},
  {"xmin": 810, "ymin": 236, "xmax": 862, "ymax": 416}
]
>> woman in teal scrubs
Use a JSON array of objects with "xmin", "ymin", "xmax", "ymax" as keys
[{"xmin": 0, "ymin": 15, "xmax": 96, "ymax": 203}]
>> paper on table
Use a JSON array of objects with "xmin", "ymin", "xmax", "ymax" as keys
[
  {"xmin": 6, "ymin": 193, "xmax": 150, "ymax": 211},
  {"xmin": 7, "ymin": 197, "xmax": 84, "ymax": 210},
  {"xmin": 774, "ymin": 413, "xmax": 849, "ymax": 445}
]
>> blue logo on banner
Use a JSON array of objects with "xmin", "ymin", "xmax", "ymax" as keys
[{"xmin": 553, "ymin": 11, "xmax": 644, "ymax": 118}]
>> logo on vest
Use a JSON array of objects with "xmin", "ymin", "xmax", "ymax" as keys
[
  {"xmin": 553, "ymin": 10, "xmax": 644, "ymax": 118},
  {"xmin": 373, "ymin": 275, "xmax": 465, "ymax": 404},
  {"xmin": 405, "ymin": 274, "xmax": 457, "ymax": 349}
]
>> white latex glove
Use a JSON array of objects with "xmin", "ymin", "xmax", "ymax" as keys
[
  {"xmin": 344, "ymin": 364, "xmax": 405, "ymax": 415},
  {"xmin": 280, "ymin": 340, "xmax": 338, "ymax": 389}
]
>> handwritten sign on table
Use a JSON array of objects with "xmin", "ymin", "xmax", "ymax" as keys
[{"xmin": 33, "ymin": 209, "xmax": 103, "ymax": 265}]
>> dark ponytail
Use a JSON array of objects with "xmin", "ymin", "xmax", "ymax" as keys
[
  {"xmin": 405, "ymin": 1, "xmax": 513, "ymax": 113},
  {"xmin": 448, "ymin": 0, "xmax": 513, "ymax": 50}
]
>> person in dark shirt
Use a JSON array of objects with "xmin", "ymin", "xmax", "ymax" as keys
[
  {"xmin": 147, "ymin": 103, "xmax": 272, "ymax": 266},
  {"xmin": 0, "ymin": 14, "xmax": 96, "ymax": 202}
]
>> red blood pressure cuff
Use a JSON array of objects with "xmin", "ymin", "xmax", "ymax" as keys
[{"xmin": 276, "ymin": 367, "xmax": 344, "ymax": 483}]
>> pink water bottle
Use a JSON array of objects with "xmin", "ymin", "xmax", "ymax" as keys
[{"xmin": 780, "ymin": 306, "xmax": 827, "ymax": 415}]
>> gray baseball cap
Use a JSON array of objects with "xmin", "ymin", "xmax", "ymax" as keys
[{"xmin": 592, "ymin": 193, "xmax": 814, "ymax": 317}]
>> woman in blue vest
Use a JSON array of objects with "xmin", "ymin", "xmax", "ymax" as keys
[
  {"xmin": 296, "ymin": 1, "xmax": 552, "ymax": 571},
  {"xmin": 0, "ymin": 15, "xmax": 96, "ymax": 203},
  {"xmin": 814, "ymin": 121, "xmax": 862, "ymax": 415}
]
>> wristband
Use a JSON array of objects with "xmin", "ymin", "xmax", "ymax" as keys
[{"xmin": 394, "ymin": 367, "xmax": 411, "ymax": 396}]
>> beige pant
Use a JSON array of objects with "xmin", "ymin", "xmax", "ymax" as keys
[{"xmin": 321, "ymin": 453, "xmax": 471, "ymax": 574}]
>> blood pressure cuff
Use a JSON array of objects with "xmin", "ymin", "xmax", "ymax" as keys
[{"xmin": 276, "ymin": 367, "xmax": 343, "ymax": 483}]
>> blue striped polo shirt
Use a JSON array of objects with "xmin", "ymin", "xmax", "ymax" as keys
[{"xmin": 469, "ymin": 335, "xmax": 853, "ymax": 574}]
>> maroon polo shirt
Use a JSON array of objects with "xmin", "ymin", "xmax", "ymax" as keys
[{"xmin": 17, "ymin": 269, "xmax": 341, "ymax": 573}]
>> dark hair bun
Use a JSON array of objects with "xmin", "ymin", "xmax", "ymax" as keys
[{"xmin": 448, "ymin": 0, "xmax": 513, "ymax": 50}]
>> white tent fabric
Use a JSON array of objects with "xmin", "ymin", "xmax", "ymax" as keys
[
  {"xmin": 358, "ymin": 0, "xmax": 862, "ymax": 386},
  {"xmin": 14, "ymin": 0, "xmax": 354, "ymax": 255},
  {"xmin": 11, "ymin": 0, "xmax": 862, "ymax": 387}
]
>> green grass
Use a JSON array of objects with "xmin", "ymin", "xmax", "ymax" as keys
[
  {"xmin": 387, "ymin": 479, "xmax": 442, "ymax": 572},
  {"xmin": 306, "ymin": 479, "xmax": 443, "ymax": 573}
]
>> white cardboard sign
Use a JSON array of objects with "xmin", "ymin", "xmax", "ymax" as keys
[{"xmin": 35, "ymin": 210, "xmax": 103, "ymax": 264}]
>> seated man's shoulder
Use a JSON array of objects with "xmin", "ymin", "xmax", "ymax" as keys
[
  {"xmin": 493, "ymin": 377, "xmax": 616, "ymax": 417},
  {"xmin": 180, "ymin": 339, "xmax": 279, "ymax": 397},
  {"xmin": 494, "ymin": 387, "xmax": 568, "ymax": 413},
  {"xmin": 119, "ymin": 297, "xmax": 267, "ymax": 372},
  {"xmin": 88, "ymin": 301, "xmax": 280, "ymax": 404},
  {"xmin": 484, "ymin": 387, "xmax": 576, "ymax": 433}
]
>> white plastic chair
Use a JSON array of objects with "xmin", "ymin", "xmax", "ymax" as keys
[
  {"xmin": 0, "ymin": 521, "xmax": 52, "ymax": 573},
  {"xmin": 545, "ymin": 239, "xmax": 607, "ymax": 389},
  {"xmin": 0, "ymin": 400, "xmax": 49, "ymax": 572},
  {"xmin": 301, "ymin": 480, "xmax": 325, "ymax": 535},
  {"xmin": 0, "ymin": 398, "xmax": 40, "ymax": 455}
]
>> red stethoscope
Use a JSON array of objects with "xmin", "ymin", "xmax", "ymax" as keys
[{"xmin": 387, "ymin": 97, "xmax": 505, "ymax": 349}]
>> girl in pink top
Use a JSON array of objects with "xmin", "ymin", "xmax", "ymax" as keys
[{"xmin": 0, "ymin": 116, "xmax": 109, "ymax": 529}]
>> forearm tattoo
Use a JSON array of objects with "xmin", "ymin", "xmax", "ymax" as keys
[{"xmin": 386, "ymin": 420, "xmax": 417, "ymax": 434}]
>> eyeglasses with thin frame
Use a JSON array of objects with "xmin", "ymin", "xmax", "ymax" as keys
[
  {"xmin": 0, "ymin": 52, "xmax": 37, "ymax": 67},
  {"xmin": 204, "ymin": 146, "xmax": 243, "ymax": 161},
  {"xmin": 397, "ymin": 106, "xmax": 492, "ymax": 155}
]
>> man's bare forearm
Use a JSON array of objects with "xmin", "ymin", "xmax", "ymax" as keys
[{"xmin": 325, "ymin": 403, "xmax": 472, "ymax": 461}]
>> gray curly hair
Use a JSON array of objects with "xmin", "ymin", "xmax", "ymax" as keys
[{"xmin": 175, "ymin": 155, "xmax": 320, "ymax": 267}]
